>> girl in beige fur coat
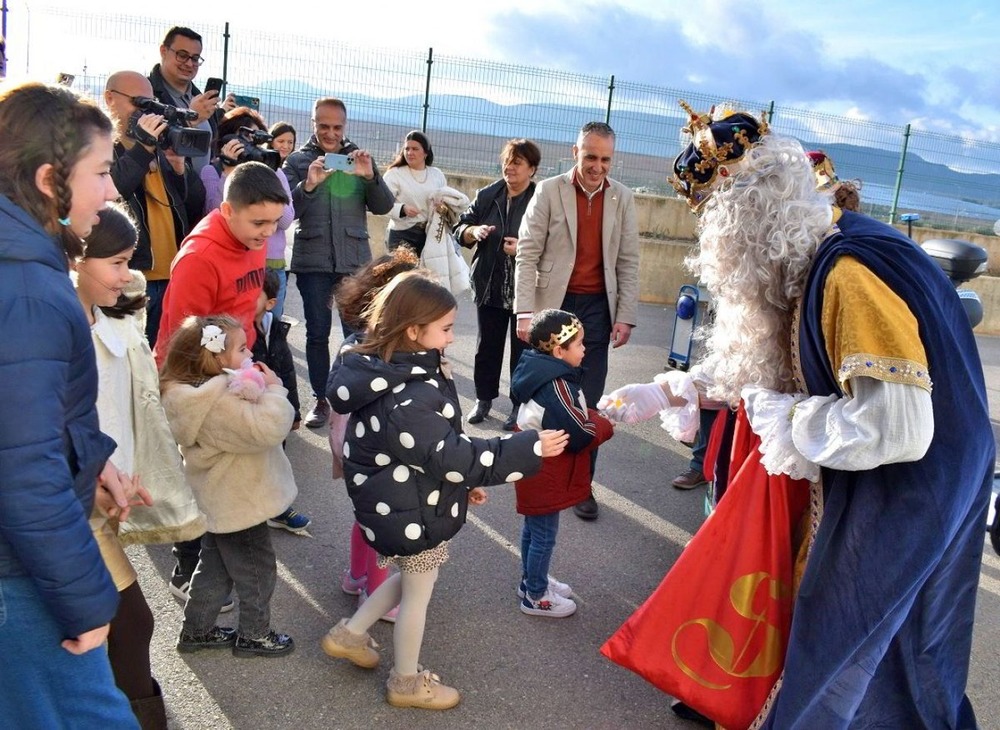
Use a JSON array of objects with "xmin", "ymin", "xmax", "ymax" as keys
[{"xmin": 160, "ymin": 314, "xmax": 297, "ymax": 658}]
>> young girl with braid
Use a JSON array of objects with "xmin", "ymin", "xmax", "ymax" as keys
[{"xmin": 0, "ymin": 81, "xmax": 142, "ymax": 728}]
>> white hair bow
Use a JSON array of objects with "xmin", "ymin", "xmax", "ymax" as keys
[{"xmin": 201, "ymin": 324, "xmax": 227, "ymax": 354}]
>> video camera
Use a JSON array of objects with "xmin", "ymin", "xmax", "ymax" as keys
[
  {"xmin": 127, "ymin": 95, "xmax": 212, "ymax": 158},
  {"xmin": 219, "ymin": 126, "xmax": 282, "ymax": 170}
]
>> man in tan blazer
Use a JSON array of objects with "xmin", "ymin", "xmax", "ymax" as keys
[{"xmin": 514, "ymin": 121, "xmax": 640, "ymax": 520}]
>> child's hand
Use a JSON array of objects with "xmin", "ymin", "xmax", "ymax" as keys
[
  {"xmin": 468, "ymin": 487, "xmax": 488, "ymax": 506},
  {"xmin": 537, "ymin": 429, "xmax": 569, "ymax": 457},
  {"xmin": 255, "ymin": 361, "xmax": 281, "ymax": 386}
]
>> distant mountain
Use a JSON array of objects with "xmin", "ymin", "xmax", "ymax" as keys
[{"xmin": 256, "ymin": 82, "xmax": 999, "ymax": 213}]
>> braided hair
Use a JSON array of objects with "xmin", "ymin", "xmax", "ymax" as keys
[{"xmin": 0, "ymin": 81, "xmax": 113, "ymax": 260}]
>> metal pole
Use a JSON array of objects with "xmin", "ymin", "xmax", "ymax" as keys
[
  {"xmin": 767, "ymin": 100, "xmax": 775, "ymax": 125},
  {"xmin": 0, "ymin": 0, "xmax": 7, "ymax": 80},
  {"xmin": 606, "ymin": 75, "xmax": 615, "ymax": 125},
  {"xmin": 422, "ymin": 48, "xmax": 433, "ymax": 133},
  {"xmin": 888, "ymin": 123, "xmax": 911, "ymax": 224},
  {"xmin": 222, "ymin": 22, "xmax": 230, "ymax": 95}
]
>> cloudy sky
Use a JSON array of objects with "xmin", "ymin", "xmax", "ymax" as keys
[{"xmin": 4, "ymin": 0, "xmax": 996, "ymax": 140}]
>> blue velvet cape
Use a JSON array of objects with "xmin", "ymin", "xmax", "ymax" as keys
[{"xmin": 761, "ymin": 211, "xmax": 993, "ymax": 729}]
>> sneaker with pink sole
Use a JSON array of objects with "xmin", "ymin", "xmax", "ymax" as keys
[{"xmin": 341, "ymin": 570, "xmax": 366, "ymax": 596}]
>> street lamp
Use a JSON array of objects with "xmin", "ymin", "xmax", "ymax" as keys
[{"xmin": 900, "ymin": 212, "xmax": 920, "ymax": 239}]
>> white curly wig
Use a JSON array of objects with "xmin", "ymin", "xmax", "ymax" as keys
[{"xmin": 687, "ymin": 134, "xmax": 834, "ymax": 405}]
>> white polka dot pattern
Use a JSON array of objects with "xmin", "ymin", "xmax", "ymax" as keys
[
  {"xmin": 370, "ymin": 377, "xmax": 388, "ymax": 392},
  {"xmin": 369, "ymin": 416, "xmax": 380, "ymax": 432},
  {"xmin": 337, "ymin": 385, "xmax": 350, "ymax": 401},
  {"xmin": 375, "ymin": 502, "xmax": 391, "ymax": 515},
  {"xmin": 355, "ymin": 421, "xmax": 365, "ymax": 439},
  {"xmin": 533, "ymin": 440, "xmax": 543, "ymax": 456},
  {"xmin": 362, "ymin": 525, "xmax": 375, "ymax": 541},
  {"xmin": 480, "ymin": 452, "xmax": 495, "ymax": 467},
  {"xmin": 505, "ymin": 472, "xmax": 524, "ymax": 482},
  {"xmin": 436, "ymin": 441, "xmax": 445, "ymax": 452},
  {"xmin": 404, "ymin": 523, "xmax": 422, "ymax": 540},
  {"xmin": 392, "ymin": 465, "xmax": 409, "ymax": 482},
  {"xmin": 411, "ymin": 366, "xmax": 426, "ymax": 374},
  {"xmin": 450, "ymin": 503, "xmax": 459, "ymax": 517},
  {"xmin": 375, "ymin": 453, "xmax": 391, "ymax": 466},
  {"xmin": 392, "ymin": 383, "xmax": 406, "ymax": 394},
  {"xmin": 353, "ymin": 473, "xmax": 367, "ymax": 485},
  {"xmin": 427, "ymin": 490, "xmax": 440, "ymax": 505},
  {"xmin": 441, "ymin": 403, "xmax": 455, "ymax": 419},
  {"xmin": 399, "ymin": 432, "xmax": 415, "ymax": 449},
  {"xmin": 445, "ymin": 471, "xmax": 464, "ymax": 483},
  {"xmin": 343, "ymin": 442, "xmax": 350, "ymax": 459}
]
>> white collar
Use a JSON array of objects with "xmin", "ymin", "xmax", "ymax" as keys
[{"xmin": 91, "ymin": 307, "xmax": 127, "ymax": 358}]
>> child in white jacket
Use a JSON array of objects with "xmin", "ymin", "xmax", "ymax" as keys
[{"xmin": 160, "ymin": 313, "xmax": 297, "ymax": 658}]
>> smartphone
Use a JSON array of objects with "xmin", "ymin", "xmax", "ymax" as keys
[
  {"xmin": 324, "ymin": 153, "xmax": 355, "ymax": 172},
  {"xmin": 232, "ymin": 94, "xmax": 260, "ymax": 111},
  {"xmin": 204, "ymin": 77, "xmax": 224, "ymax": 96}
]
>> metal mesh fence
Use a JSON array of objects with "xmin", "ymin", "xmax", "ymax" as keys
[{"xmin": 7, "ymin": 5, "xmax": 1000, "ymax": 235}]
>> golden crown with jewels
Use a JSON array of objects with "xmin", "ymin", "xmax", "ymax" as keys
[{"xmin": 537, "ymin": 317, "xmax": 583, "ymax": 353}]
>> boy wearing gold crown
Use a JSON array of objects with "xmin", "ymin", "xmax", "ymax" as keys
[
  {"xmin": 509, "ymin": 309, "xmax": 615, "ymax": 618},
  {"xmin": 603, "ymin": 104, "xmax": 992, "ymax": 728}
]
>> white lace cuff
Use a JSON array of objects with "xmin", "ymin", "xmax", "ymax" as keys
[{"xmin": 741, "ymin": 387, "xmax": 827, "ymax": 483}]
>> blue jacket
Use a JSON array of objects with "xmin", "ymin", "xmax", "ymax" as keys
[{"xmin": 0, "ymin": 194, "xmax": 119, "ymax": 636}]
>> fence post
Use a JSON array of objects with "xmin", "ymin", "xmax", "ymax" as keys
[
  {"xmin": 422, "ymin": 47, "xmax": 433, "ymax": 133},
  {"xmin": 220, "ymin": 22, "xmax": 231, "ymax": 94},
  {"xmin": 606, "ymin": 75, "xmax": 615, "ymax": 124},
  {"xmin": 889, "ymin": 123, "xmax": 911, "ymax": 225},
  {"xmin": 1, "ymin": 0, "xmax": 8, "ymax": 80},
  {"xmin": 766, "ymin": 100, "xmax": 775, "ymax": 125}
]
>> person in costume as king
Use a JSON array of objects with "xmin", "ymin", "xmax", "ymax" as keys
[{"xmin": 600, "ymin": 104, "xmax": 994, "ymax": 728}]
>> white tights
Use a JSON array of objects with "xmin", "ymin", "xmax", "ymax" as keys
[{"xmin": 345, "ymin": 567, "xmax": 438, "ymax": 676}]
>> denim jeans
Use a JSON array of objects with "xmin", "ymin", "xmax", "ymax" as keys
[
  {"xmin": 183, "ymin": 523, "xmax": 277, "ymax": 638},
  {"xmin": 521, "ymin": 511, "xmax": 561, "ymax": 599},
  {"xmin": 270, "ymin": 268, "xmax": 288, "ymax": 322},
  {"xmin": 144, "ymin": 278, "xmax": 169, "ymax": 348},
  {"xmin": 0, "ymin": 576, "xmax": 138, "ymax": 729},
  {"xmin": 295, "ymin": 271, "xmax": 353, "ymax": 398}
]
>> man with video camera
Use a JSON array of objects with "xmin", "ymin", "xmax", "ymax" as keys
[
  {"xmin": 149, "ymin": 26, "xmax": 228, "ymax": 173},
  {"xmin": 105, "ymin": 70, "xmax": 206, "ymax": 346}
]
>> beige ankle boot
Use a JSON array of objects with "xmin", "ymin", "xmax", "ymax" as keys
[
  {"xmin": 320, "ymin": 618, "xmax": 379, "ymax": 669},
  {"xmin": 386, "ymin": 668, "xmax": 460, "ymax": 710}
]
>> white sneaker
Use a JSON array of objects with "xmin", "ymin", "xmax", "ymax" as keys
[
  {"xmin": 519, "ymin": 589, "xmax": 577, "ymax": 618},
  {"xmin": 517, "ymin": 576, "xmax": 573, "ymax": 599}
]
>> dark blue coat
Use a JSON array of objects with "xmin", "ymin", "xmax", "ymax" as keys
[{"xmin": 0, "ymin": 194, "xmax": 119, "ymax": 636}]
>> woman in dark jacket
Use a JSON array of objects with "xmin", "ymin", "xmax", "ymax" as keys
[
  {"xmin": 453, "ymin": 139, "xmax": 541, "ymax": 430},
  {"xmin": 0, "ymin": 82, "xmax": 140, "ymax": 727}
]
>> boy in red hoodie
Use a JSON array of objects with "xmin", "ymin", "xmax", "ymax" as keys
[
  {"xmin": 511, "ymin": 309, "xmax": 615, "ymax": 618},
  {"xmin": 154, "ymin": 161, "xmax": 288, "ymax": 367},
  {"xmin": 154, "ymin": 161, "xmax": 290, "ymax": 603}
]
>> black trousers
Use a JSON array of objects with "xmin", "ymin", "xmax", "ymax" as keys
[{"xmin": 473, "ymin": 304, "xmax": 527, "ymax": 403}]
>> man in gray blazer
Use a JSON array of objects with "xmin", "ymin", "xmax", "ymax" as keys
[{"xmin": 514, "ymin": 121, "xmax": 640, "ymax": 520}]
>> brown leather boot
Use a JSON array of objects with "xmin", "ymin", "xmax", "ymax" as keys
[
  {"xmin": 386, "ymin": 668, "xmax": 460, "ymax": 710},
  {"xmin": 129, "ymin": 679, "xmax": 168, "ymax": 730},
  {"xmin": 321, "ymin": 618, "xmax": 380, "ymax": 669}
]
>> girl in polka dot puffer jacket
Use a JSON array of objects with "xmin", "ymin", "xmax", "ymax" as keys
[{"xmin": 320, "ymin": 272, "xmax": 569, "ymax": 710}]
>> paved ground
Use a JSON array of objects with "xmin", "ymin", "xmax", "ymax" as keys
[{"xmin": 130, "ymin": 287, "xmax": 1000, "ymax": 730}]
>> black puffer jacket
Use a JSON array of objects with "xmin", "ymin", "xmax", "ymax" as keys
[
  {"xmin": 454, "ymin": 179, "xmax": 535, "ymax": 309},
  {"xmin": 328, "ymin": 346, "xmax": 542, "ymax": 557}
]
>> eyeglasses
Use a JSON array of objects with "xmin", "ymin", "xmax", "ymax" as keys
[
  {"xmin": 107, "ymin": 88, "xmax": 136, "ymax": 102},
  {"xmin": 167, "ymin": 47, "xmax": 205, "ymax": 67}
]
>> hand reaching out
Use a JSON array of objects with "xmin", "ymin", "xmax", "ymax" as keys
[
  {"xmin": 537, "ymin": 429, "xmax": 569, "ymax": 457},
  {"xmin": 468, "ymin": 487, "xmax": 488, "ymax": 506}
]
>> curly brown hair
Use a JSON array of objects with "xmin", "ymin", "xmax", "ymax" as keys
[{"xmin": 333, "ymin": 247, "xmax": 420, "ymax": 330}]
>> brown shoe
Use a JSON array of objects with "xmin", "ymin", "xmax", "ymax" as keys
[
  {"xmin": 386, "ymin": 668, "xmax": 460, "ymax": 710},
  {"xmin": 672, "ymin": 468, "xmax": 708, "ymax": 490},
  {"xmin": 321, "ymin": 618, "xmax": 379, "ymax": 669}
]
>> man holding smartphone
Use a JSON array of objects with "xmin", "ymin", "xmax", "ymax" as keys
[
  {"xmin": 282, "ymin": 97, "xmax": 394, "ymax": 428},
  {"xmin": 148, "ymin": 25, "xmax": 227, "ymax": 172}
]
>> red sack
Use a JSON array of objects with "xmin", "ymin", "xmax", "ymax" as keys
[{"xmin": 601, "ymin": 407, "xmax": 810, "ymax": 729}]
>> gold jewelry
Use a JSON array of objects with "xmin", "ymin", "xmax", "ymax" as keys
[{"xmin": 537, "ymin": 317, "xmax": 583, "ymax": 353}]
